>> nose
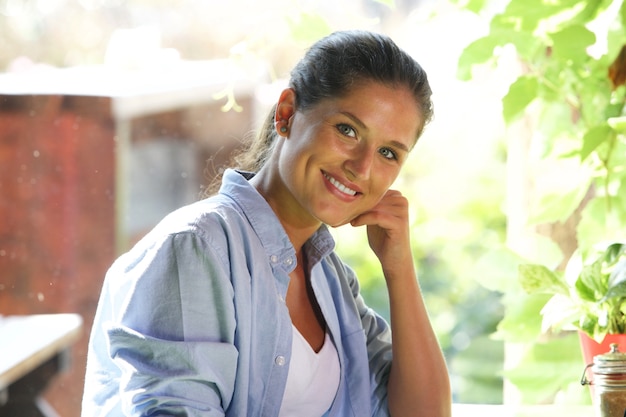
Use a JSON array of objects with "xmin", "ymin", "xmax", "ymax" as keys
[{"xmin": 343, "ymin": 144, "xmax": 375, "ymax": 181}]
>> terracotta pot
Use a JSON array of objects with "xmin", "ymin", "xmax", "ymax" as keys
[
  {"xmin": 578, "ymin": 331, "xmax": 626, "ymax": 401},
  {"xmin": 579, "ymin": 332, "xmax": 626, "ymax": 365}
]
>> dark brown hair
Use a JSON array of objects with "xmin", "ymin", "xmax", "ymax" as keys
[{"xmin": 205, "ymin": 30, "xmax": 433, "ymax": 195}]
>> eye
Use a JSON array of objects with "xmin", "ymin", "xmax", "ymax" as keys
[
  {"xmin": 379, "ymin": 147, "xmax": 398, "ymax": 161},
  {"xmin": 336, "ymin": 123, "xmax": 356, "ymax": 138}
]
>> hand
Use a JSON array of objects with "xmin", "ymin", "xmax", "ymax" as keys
[{"xmin": 349, "ymin": 189, "xmax": 413, "ymax": 277}]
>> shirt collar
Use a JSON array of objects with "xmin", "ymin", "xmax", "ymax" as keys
[{"xmin": 219, "ymin": 169, "xmax": 335, "ymax": 271}]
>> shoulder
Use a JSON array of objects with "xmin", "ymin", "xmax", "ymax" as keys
[{"xmin": 116, "ymin": 196, "xmax": 249, "ymax": 270}]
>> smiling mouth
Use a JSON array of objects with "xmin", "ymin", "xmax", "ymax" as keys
[{"xmin": 323, "ymin": 172, "xmax": 358, "ymax": 196}]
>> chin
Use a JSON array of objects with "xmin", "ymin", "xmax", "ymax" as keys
[
  {"xmin": 314, "ymin": 207, "xmax": 355, "ymax": 228},
  {"xmin": 323, "ymin": 216, "xmax": 353, "ymax": 228}
]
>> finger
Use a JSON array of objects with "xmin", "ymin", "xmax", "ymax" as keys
[{"xmin": 350, "ymin": 195, "xmax": 409, "ymax": 228}]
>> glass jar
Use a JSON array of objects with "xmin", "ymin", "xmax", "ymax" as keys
[{"xmin": 582, "ymin": 343, "xmax": 626, "ymax": 417}]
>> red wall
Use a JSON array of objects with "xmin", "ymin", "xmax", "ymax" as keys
[
  {"xmin": 0, "ymin": 94, "xmax": 116, "ymax": 416},
  {"xmin": 0, "ymin": 92, "xmax": 252, "ymax": 416}
]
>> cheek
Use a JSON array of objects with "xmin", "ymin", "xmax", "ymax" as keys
[
  {"xmin": 374, "ymin": 166, "xmax": 401, "ymax": 192},
  {"xmin": 277, "ymin": 137, "xmax": 319, "ymax": 188}
]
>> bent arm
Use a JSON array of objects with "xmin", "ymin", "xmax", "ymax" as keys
[
  {"xmin": 85, "ymin": 232, "xmax": 238, "ymax": 416},
  {"xmin": 351, "ymin": 190, "xmax": 451, "ymax": 416}
]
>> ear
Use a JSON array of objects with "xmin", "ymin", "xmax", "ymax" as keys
[{"xmin": 275, "ymin": 88, "xmax": 296, "ymax": 124}]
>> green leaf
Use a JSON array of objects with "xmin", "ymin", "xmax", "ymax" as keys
[
  {"xmin": 604, "ymin": 243, "xmax": 626, "ymax": 266},
  {"xmin": 573, "ymin": 0, "xmax": 613, "ymax": 25},
  {"xmin": 574, "ymin": 276, "xmax": 597, "ymax": 302},
  {"xmin": 608, "ymin": 116, "xmax": 626, "ymax": 133},
  {"xmin": 581, "ymin": 124, "xmax": 612, "ymax": 161},
  {"xmin": 286, "ymin": 12, "xmax": 332, "ymax": 44},
  {"xmin": 502, "ymin": 0, "xmax": 611, "ymax": 33},
  {"xmin": 519, "ymin": 264, "xmax": 568, "ymax": 295},
  {"xmin": 607, "ymin": 261, "xmax": 626, "ymax": 294},
  {"xmin": 489, "ymin": 21, "xmax": 543, "ymax": 61},
  {"xmin": 457, "ymin": 36, "xmax": 501, "ymax": 81},
  {"xmin": 578, "ymin": 259, "xmax": 605, "ymax": 298},
  {"xmin": 499, "ymin": 0, "xmax": 551, "ymax": 33},
  {"xmin": 494, "ymin": 293, "xmax": 550, "ymax": 342},
  {"xmin": 549, "ymin": 25, "xmax": 596, "ymax": 64},
  {"xmin": 540, "ymin": 294, "xmax": 580, "ymax": 332},
  {"xmin": 450, "ymin": 0, "xmax": 488, "ymax": 14},
  {"xmin": 502, "ymin": 75, "xmax": 539, "ymax": 123}
]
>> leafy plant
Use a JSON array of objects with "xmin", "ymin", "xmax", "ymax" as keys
[
  {"xmin": 453, "ymin": 0, "xmax": 626, "ymax": 403},
  {"xmin": 519, "ymin": 241, "xmax": 626, "ymax": 342},
  {"xmin": 456, "ymin": 0, "xmax": 626, "ymax": 249}
]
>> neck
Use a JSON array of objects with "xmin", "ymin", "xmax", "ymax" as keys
[{"xmin": 250, "ymin": 165, "xmax": 321, "ymax": 252}]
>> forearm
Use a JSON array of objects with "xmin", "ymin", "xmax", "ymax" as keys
[
  {"xmin": 355, "ymin": 190, "xmax": 451, "ymax": 415},
  {"xmin": 385, "ymin": 267, "xmax": 451, "ymax": 417}
]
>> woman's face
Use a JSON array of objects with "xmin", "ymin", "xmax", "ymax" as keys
[{"xmin": 272, "ymin": 81, "xmax": 422, "ymax": 228}]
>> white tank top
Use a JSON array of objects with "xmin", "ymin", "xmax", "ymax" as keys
[{"xmin": 278, "ymin": 325, "xmax": 341, "ymax": 417}]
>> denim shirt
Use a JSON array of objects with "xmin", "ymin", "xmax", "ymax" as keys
[{"xmin": 82, "ymin": 169, "xmax": 393, "ymax": 417}]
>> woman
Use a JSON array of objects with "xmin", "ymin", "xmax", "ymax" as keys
[{"xmin": 82, "ymin": 30, "xmax": 451, "ymax": 417}]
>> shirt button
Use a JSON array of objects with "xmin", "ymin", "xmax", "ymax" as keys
[
  {"xmin": 270, "ymin": 255, "xmax": 278, "ymax": 263},
  {"xmin": 284, "ymin": 257, "xmax": 293, "ymax": 266},
  {"xmin": 275, "ymin": 355, "xmax": 286, "ymax": 366}
]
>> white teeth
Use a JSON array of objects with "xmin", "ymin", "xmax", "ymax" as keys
[{"xmin": 324, "ymin": 173, "xmax": 357, "ymax": 196}]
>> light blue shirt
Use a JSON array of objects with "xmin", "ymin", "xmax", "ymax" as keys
[{"xmin": 82, "ymin": 169, "xmax": 393, "ymax": 417}]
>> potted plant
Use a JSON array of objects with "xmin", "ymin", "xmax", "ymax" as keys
[{"xmin": 519, "ymin": 240, "xmax": 626, "ymax": 365}]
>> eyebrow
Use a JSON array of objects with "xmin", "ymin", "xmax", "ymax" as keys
[{"xmin": 340, "ymin": 111, "xmax": 411, "ymax": 153}]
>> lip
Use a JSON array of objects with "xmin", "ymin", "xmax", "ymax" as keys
[{"xmin": 322, "ymin": 171, "xmax": 361, "ymax": 200}]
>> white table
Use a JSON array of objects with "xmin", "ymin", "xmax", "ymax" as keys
[{"xmin": 0, "ymin": 314, "xmax": 83, "ymax": 416}]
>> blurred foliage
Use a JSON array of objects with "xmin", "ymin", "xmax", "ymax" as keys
[{"xmin": 455, "ymin": 0, "xmax": 626, "ymax": 404}]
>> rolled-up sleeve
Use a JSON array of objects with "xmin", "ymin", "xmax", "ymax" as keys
[
  {"xmin": 88, "ymin": 231, "xmax": 239, "ymax": 416},
  {"xmin": 107, "ymin": 325, "xmax": 237, "ymax": 416}
]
